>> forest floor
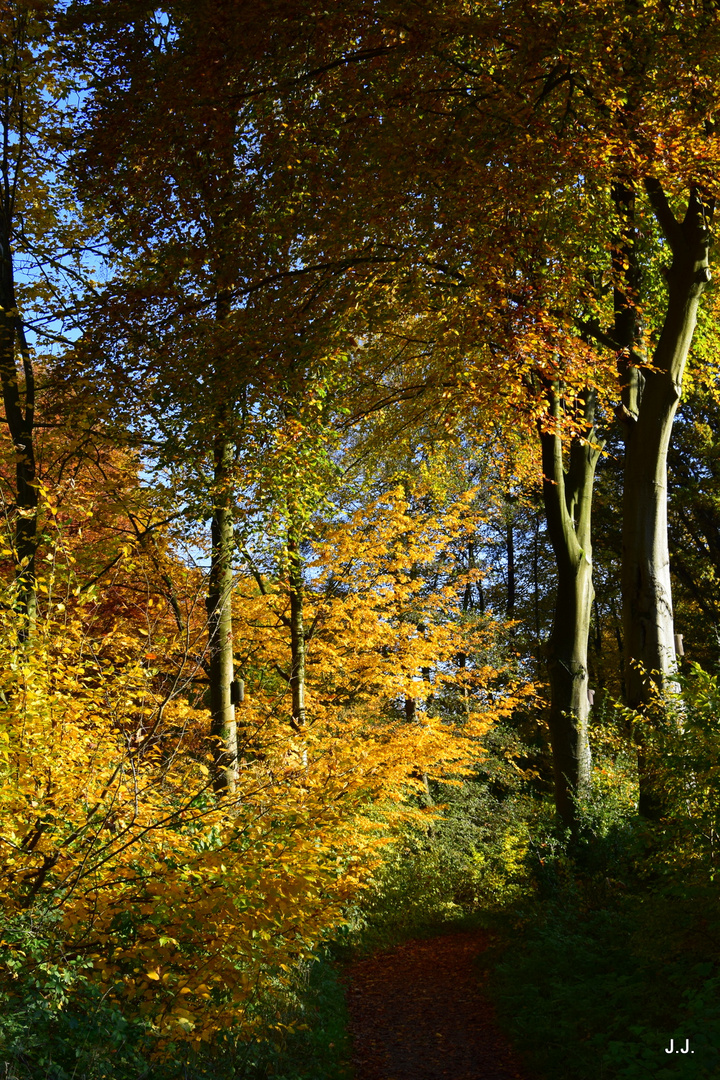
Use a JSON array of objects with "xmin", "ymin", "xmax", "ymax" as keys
[{"xmin": 343, "ymin": 928, "xmax": 531, "ymax": 1080}]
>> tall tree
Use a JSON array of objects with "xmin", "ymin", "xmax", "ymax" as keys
[
  {"xmin": 0, "ymin": 1, "xmax": 89, "ymax": 634},
  {"xmin": 72, "ymin": 0, "xmax": 393, "ymax": 785},
  {"xmin": 73, "ymin": 2, "xmax": 288, "ymax": 786},
  {"xmin": 540, "ymin": 386, "xmax": 603, "ymax": 827},
  {"xmin": 614, "ymin": 179, "xmax": 713, "ymax": 812},
  {"xmin": 667, "ymin": 370, "xmax": 720, "ymax": 664},
  {"xmin": 353, "ymin": 0, "xmax": 720, "ymax": 815}
]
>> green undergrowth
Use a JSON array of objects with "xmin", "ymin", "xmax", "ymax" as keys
[
  {"xmin": 342, "ymin": 765, "xmax": 540, "ymax": 955},
  {"xmin": 0, "ymin": 911, "xmax": 153, "ymax": 1080},
  {"xmin": 489, "ymin": 849, "xmax": 720, "ymax": 1080},
  {"xmin": 153, "ymin": 954, "xmax": 353, "ymax": 1080},
  {"xmin": 0, "ymin": 921, "xmax": 352, "ymax": 1080},
  {"xmin": 483, "ymin": 672, "xmax": 720, "ymax": 1080},
  {"xmin": 217, "ymin": 955, "xmax": 353, "ymax": 1080}
]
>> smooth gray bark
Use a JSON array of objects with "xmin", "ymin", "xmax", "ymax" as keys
[
  {"xmin": 541, "ymin": 387, "xmax": 602, "ymax": 829},
  {"xmin": 207, "ymin": 431, "xmax": 237, "ymax": 794},
  {"xmin": 621, "ymin": 182, "xmax": 712, "ymax": 816}
]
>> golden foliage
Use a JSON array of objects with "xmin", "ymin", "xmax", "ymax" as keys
[{"xmin": 0, "ymin": 488, "xmax": 524, "ymax": 1056}]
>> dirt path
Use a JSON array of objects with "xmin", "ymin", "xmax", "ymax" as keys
[{"xmin": 343, "ymin": 929, "xmax": 530, "ymax": 1080}]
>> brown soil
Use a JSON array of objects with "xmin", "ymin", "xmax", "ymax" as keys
[{"xmin": 343, "ymin": 929, "xmax": 530, "ymax": 1080}]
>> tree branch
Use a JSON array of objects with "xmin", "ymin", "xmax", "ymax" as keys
[
  {"xmin": 576, "ymin": 316, "xmax": 620, "ymax": 352},
  {"xmin": 644, "ymin": 177, "xmax": 684, "ymax": 253}
]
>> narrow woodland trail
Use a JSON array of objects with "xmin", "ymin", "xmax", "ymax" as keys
[{"xmin": 344, "ymin": 930, "xmax": 530, "ymax": 1080}]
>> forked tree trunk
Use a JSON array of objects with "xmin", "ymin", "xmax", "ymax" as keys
[
  {"xmin": 207, "ymin": 430, "xmax": 237, "ymax": 793},
  {"xmin": 541, "ymin": 386, "xmax": 602, "ymax": 830},
  {"xmin": 621, "ymin": 180, "xmax": 713, "ymax": 817}
]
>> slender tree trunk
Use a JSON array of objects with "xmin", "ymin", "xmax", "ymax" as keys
[
  {"xmin": 287, "ymin": 528, "xmax": 306, "ymax": 731},
  {"xmin": 621, "ymin": 181, "xmax": 712, "ymax": 816},
  {"xmin": 207, "ymin": 430, "xmax": 237, "ymax": 794},
  {"xmin": 0, "ymin": 233, "xmax": 37, "ymax": 639},
  {"xmin": 506, "ymin": 514, "xmax": 516, "ymax": 619},
  {"xmin": 533, "ymin": 512, "xmax": 541, "ymax": 643},
  {"xmin": 541, "ymin": 386, "xmax": 602, "ymax": 830},
  {"xmin": 0, "ymin": 14, "xmax": 37, "ymax": 641}
]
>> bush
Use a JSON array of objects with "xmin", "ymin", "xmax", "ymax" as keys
[
  {"xmin": 0, "ymin": 911, "xmax": 151, "ymax": 1080},
  {"xmin": 492, "ymin": 888, "xmax": 720, "ymax": 1080},
  {"xmin": 351, "ymin": 773, "xmax": 538, "ymax": 949},
  {"xmin": 487, "ymin": 680, "xmax": 720, "ymax": 1080}
]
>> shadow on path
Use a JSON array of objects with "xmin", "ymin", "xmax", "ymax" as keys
[{"xmin": 344, "ymin": 929, "xmax": 530, "ymax": 1080}]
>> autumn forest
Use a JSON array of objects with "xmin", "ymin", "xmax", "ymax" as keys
[{"xmin": 2, "ymin": 2, "xmax": 720, "ymax": 1078}]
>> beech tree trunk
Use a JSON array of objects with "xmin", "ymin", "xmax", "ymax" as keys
[
  {"xmin": 0, "ymin": 14, "xmax": 37, "ymax": 641},
  {"xmin": 0, "ymin": 229, "xmax": 37, "ymax": 639},
  {"xmin": 207, "ymin": 431, "xmax": 237, "ymax": 794},
  {"xmin": 541, "ymin": 387, "xmax": 602, "ymax": 830},
  {"xmin": 621, "ymin": 181, "xmax": 713, "ymax": 816}
]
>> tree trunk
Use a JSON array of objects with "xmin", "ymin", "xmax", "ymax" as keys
[
  {"xmin": 621, "ymin": 181, "xmax": 712, "ymax": 817},
  {"xmin": 207, "ymin": 431, "xmax": 237, "ymax": 794},
  {"xmin": 0, "ymin": 14, "xmax": 37, "ymax": 641},
  {"xmin": 506, "ymin": 512, "xmax": 516, "ymax": 619},
  {"xmin": 0, "ymin": 235, "xmax": 37, "ymax": 639},
  {"xmin": 541, "ymin": 387, "xmax": 602, "ymax": 830},
  {"xmin": 533, "ymin": 512, "xmax": 541, "ymax": 643},
  {"xmin": 287, "ymin": 528, "xmax": 307, "ymax": 731}
]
